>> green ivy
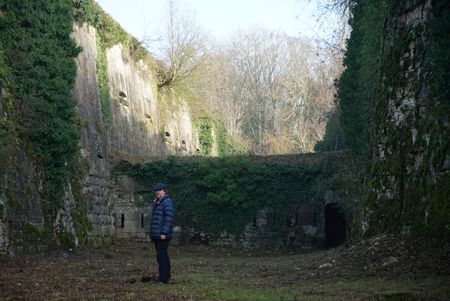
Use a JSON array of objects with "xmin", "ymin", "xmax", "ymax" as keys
[
  {"xmin": 365, "ymin": 1, "xmax": 450, "ymax": 245},
  {"xmin": 335, "ymin": 0, "xmax": 449, "ymax": 245},
  {"xmin": 72, "ymin": 0, "xmax": 129, "ymax": 48},
  {"xmin": 95, "ymin": 32, "xmax": 111, "ymax": 125},
  {"xmin": 20, "ymin": 222, "xmax": 45, "ymax": 247},
  {"xmin": 336, "ymin": 0, "xmax": 386, "ymax": 156},
  {"xmin": 422, "ymin": 1, "xmax": 450, "ymax": 243},
  {"xmin": 115, "ymin": 155, "xmax": 348, "ymax": 239},
  {"xmin": 195, "ymin": 117, "xmax": 213, "ymax": 156},
  {"xmin": 70, "ymin": 164, "xmax": 94, "ymax": 245},
  {"xmin": 0, "ymin": 0, "xmax": 83, "ymax": 247},
  {"xmin": 0, "ymin": 47, "xmax": 16, "ymax": 180},
  {"xmin": 214, "ymin": 120, "xmax": 249, "ymax": 156},
  {"xmin": 0, "ymin": 98, "xmax": 16, "ymax": 179}
]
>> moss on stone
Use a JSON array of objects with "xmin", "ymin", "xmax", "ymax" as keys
[
  {"xmin": 69, "ymin": 165, "xmax": 93, "ymax": 246},
  {"xmin": 21, "ymin": 223, "xmax": 45, "ymax": 246},
  {"xmin": 351, "ymin": 1, "xmax": 450, "ymax": 245},
  {"xmin": 95, "ymin": 32, "xmax": 111, "ymax": 126},
  {"xmin": 4, "ymin": 187, "xmax": 20, "ymax": 213},
  {"xmin": 56, "ymin": 227, "xmax": 77, "ymax": 249}
]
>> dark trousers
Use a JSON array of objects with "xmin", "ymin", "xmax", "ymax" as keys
[{"xmin": 154, "ymin": 239, "xmax": 171, "ymax": 283}]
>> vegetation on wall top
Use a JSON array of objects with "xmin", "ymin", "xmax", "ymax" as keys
[
  {"xmin": 72, "ymin": 0, "xmax": 129, "ymax": 48},
  {"xmin": 115, "ymin": 154, "xmax": 352, "ymax": 241},
  {"xmin": 72, "ymin": 0, "xmax": 155, "ymax": 63}
]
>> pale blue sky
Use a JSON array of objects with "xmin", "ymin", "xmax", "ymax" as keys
[{"xmin": 96, "ymin": 0, "xmax": 329, "ymax": 42}]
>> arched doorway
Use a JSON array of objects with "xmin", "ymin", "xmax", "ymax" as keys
[{"xmin": 324, "ymin": 203, "xmax": 346, "ymax": 248}]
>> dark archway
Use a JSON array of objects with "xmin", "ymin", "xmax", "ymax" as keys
[{"xmin": 325, "ymin": 203, "xmax": 346, "ymax": 248}]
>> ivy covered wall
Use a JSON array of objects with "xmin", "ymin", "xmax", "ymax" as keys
[
  {"xmin": 0, "ymin": 0, "xmax": 89, "ymax": 250},
  {"xmin": 115, "ymin": 153, "xmax": 352, "ymax": 247},
  {"xmin": 0, "ymin": 0, "xmax": 242, "ymax": 253},
  {"xmin": 333, "ymin": 0, "xmax": 449, "ymax": 244},
  {"xmin": 2, "ymin": 0, "xmax": 446, "ymax": 253},
  {"xmin": 367, "ymin": 0, "xmax": 449, "ymax": 243}
]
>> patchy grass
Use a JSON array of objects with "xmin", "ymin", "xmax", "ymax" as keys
[{"xmin": 0, "ymin": 240, "xmax": 448, "ymax": 301}]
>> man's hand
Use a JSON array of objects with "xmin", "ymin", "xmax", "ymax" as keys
[{"xmin": 160, "ymin": 234, "xmax": 166, "ymax": 240}]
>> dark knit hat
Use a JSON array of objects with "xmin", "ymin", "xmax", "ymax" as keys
[{"xmin": 153, "ymin": 183, "xmax": 168, "ymax": 190}]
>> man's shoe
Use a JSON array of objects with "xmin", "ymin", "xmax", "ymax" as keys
[{"xmin": 154, "ymin": 281, "xmax": 167, "ymax": 285}]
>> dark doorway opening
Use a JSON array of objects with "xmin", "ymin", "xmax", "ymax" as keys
[{"xmin": 325, "ymin": 203, "xmax": 346, "ymax": 248}]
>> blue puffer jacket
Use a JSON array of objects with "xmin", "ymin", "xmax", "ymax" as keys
[{"xmin": 150, "ymin": 195, "xmax": 175, "ymax": 240}]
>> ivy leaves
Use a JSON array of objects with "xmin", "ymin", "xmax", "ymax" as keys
[
  {"xmin": 0, "ymin": 0, "xmax": 80, "ymax": 220},
  {"xmin": 124, "ymin": 157, "xmax": 331, "ymax": 238}
]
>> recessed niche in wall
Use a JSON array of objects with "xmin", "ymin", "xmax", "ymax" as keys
[
  {"xmin": 164, "ymin": 131, "xmax": 172, "ymax": 143},
  {"xmin": 145, "ymin": 113, "xmax": 153, "ymax": 123},
  {"xmin": 120, "ymin": 213, "xmax": 125, "ymax": 228},
  {"xmin": 181, "ymin": 140, "xmax": 187, "ymax": 151},
  {"xmin": 117, "ymin": 90, "xmax": 129, "ymax": 106}
]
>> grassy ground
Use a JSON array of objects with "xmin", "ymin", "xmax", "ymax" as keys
[{"xmin": 0, "ymin": 237, "xmax": 448, "ymax": 301}]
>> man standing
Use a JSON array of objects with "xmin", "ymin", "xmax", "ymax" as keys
[{"xmin": 150, "ymin": 183, "xmax": 175, "ymax": 284}]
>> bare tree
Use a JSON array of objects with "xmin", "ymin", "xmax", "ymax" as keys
[
  {"xmin": 277, "ymin": 36, "xmax": 336, "ymax": 153},
  {"xmin": 207, "ymin": 51, "xmax": 244, "ymax": 137},
  {"xmin": 140, "ymin": 0, "xmax": 345, "ymax": 155},
  {"xmin": 227, "ymin": 29, "xmax": 285, "ymax": 154},
  {"xmin": 217, "ymin": 30, "xmax": 337, "ymax": 154},
  {"xmin": 144, "ymin": 0, "xmax": 210, "ymax": 92},
  {"xmin": 307, "ymin": 0, "xmax": 353, "ymax": 59}
]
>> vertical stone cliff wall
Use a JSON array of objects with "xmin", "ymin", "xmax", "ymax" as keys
[
  {"xmin": 73, "ymin": 24, "xmax": 114, "ymax": 245},
  {"xmin": 71, "ymin": 23, "xmax": 204, "ymax": 244},
  {"xmin": 0, "ymin": 2, "xmax": 215, "ymax": 252},
  {"xmin": 368, "ymin": 0, "xmax": 449, "ymax": 241},
  {"xmin": 104, "ymin": 45, "xmax": 199, "ymax": 163},
  {"xmin": 0, "ymin": 18, "xmax": 212, "ymax": 253},
  {"xmin": 0, "ymin": 87, "xmax": 47, "ymax": 254}
]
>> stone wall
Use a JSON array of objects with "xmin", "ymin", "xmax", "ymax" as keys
[
  {"xmin": 72, "ymin": 23, "xmax": 114, "ymax": 246},
  {"xmin": 110, "ymin": 175, "xmax": 149, "ymax": 240},
  {"xmin": 73, "ymin": 21, "xmax": 205, "ymax": 162},
  {"xmin": 1, "ymin": 149, "xmax": 46, "ymax": 255},
  {"xmin": 105, "ymin": 44, "xmax": 199, "ymax": 162},
  {"xmin": 368, "ymin": 0, "xmax": 449, "ymax": 239},
  {"xmin": 118, "ymin": 173, "xmax": 344, "ymax": 248},
  {"xmin": 0, "ymin": 178, "xmax": 9, "ymax": 253},
  {"xmin": 0, "ymin": 21, "xmax": 210, "ymax": 254},
  {"xmin": 71, "ymin": 23, "xmax": 206, "ymax": 245}
]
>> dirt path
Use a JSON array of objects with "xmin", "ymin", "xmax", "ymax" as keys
[{"xmin": 0, "ymin": 236, "xmax": 448, "ymax": 300}]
